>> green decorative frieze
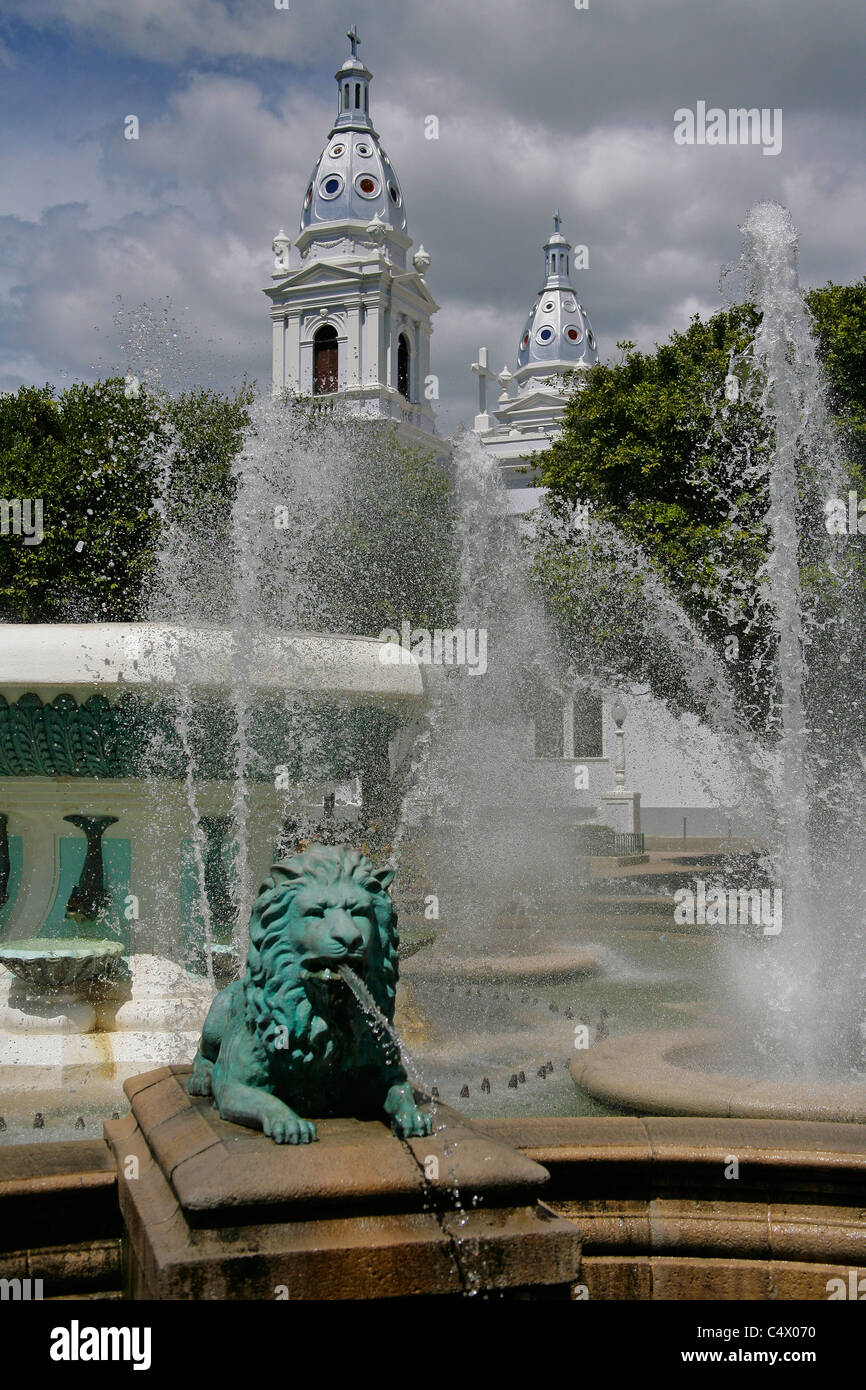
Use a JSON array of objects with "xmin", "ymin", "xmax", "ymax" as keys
[
  {"xmin": 0, "ymin": 691, "xmax": 401, "ymax": 783},
  {"xmin": 0, "ymin": 693, "xmax": 131, "ymax": 778}
]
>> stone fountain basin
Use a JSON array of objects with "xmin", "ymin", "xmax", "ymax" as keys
[
  {"xmin": 571, "ymin": 1028, "xmax": 866, "ymax": 1123},
  {"xmin": 402, "ymin": 943, "xmax": 602, "ymax": 983},
  {"xmin": 0, "ymin": 623, "xmax": 426, "ymax": 702},
  {"xmin": 0, "ymin": 938, "xmax": 125, "ymax": 992}
]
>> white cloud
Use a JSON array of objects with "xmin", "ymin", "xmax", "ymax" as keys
[{"xmin": 0, "ymin": 5, "xmax": 863, "ymax": 430}]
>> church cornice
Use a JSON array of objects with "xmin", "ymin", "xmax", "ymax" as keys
[
  {"xmin": 266, "ymin": 263, "xmax": 437, "ymax": 314},
  {"xmin": 382, "ymin": 273, "xmax": 438, "ymax": 313},
  {"xmin": 498, "ymin": 390, "xmax": 568, "ymax": 414},
  {"xmin": 265, "ymin": 261, "xmax": 372, "ymax": 297},
  {"xmin": 295, "ymin": 220, "xmax": 412, "ymax": 258}
]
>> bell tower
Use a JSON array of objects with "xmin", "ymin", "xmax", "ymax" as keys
[
  {"xmin": 470, "ymin": 213, "xmax": 600, "ymax": 490},
  {"xmin": 265, "ymin": 28, "xmax": 440, "ymax": 450}
]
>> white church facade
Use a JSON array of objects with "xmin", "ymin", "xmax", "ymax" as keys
[{"xmin": 265, "ymin": 29, "xmax": 738, "ymax": 843}]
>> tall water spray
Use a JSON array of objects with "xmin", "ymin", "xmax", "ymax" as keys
[
  {"xmin": 142, "ymin": 391, "xmax": 457, "ymax": 976},
  {"xmin": 731, "ymin": 203, "xmax": 864, "ymax": 1069},
  {"xmin": 738, "ymin": 205, "xmax": 823, "ymax": 1040},
  {"xmin": 130, "ymin": 214, "xmax": 865, "ymax": 1088}
]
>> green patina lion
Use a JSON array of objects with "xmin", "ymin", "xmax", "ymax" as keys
[{"xmin": 188, "ymin": 843, "xmax": 432, "ymax": 1144}]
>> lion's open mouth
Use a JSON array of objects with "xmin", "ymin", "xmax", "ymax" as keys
[{"xmin": 302, "ymin": 956, "xmax": 365, "ymax": 983}]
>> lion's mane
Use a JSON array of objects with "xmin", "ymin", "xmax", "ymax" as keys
[{"xmin": 242, "ymin": 843, "xmax": 400, "ymax": 1069}]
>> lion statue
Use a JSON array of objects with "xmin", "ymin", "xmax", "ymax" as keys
[{"xmin": 188, "ymin": 843, "xmax": 433, "ymax": 1145}]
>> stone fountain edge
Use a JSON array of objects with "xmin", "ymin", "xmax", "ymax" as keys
[{"xmin": 570, "ymin": 1028, "xmax": 866, "ymax": 1123}]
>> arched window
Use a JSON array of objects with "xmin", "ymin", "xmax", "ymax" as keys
[
  {"xmin": 397, "ymin": 333, "xmax": 410, "ymax": 400},
  {"xmin": 344, "ymin": 83, "xmax": 350, "ymax": 109},
  {"xmin": 355, "ymin": 82, "xmax": 361, "ymax": 107},
  {"xmin": 364, "ymin": 87, "xmax": 369, "ymax": 112},
  {"xmin": 313, "ymin": 324, "xmax": 338, "ymax": 395}
]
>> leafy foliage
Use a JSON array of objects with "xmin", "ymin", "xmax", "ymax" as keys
[
  {"xmin": 0, "ymin": 381, "xmax": 458, "ymax": 636},
  {"xmin": 532, "ymin": 283, "xmax": 866, "ymax": 730},
  {"xmin": 0, "ymin": 378, "xmax": 252, "ymax": 622}
]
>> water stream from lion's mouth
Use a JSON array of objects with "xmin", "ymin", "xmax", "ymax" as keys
[
  {"xmin": 336, "ymin": 963, "xmax": 423, "ymax": 1088},
  {"xmin": 337, "ymin": 962, "xmax": 484, "ymax": 1295}
]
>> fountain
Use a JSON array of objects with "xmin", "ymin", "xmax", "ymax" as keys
[
  {"xmin": 2, "ymin": 200, "xmax": 865, "ymax": 1302},
  {"xmin": 566, "ymin": 203, "xmax": 866, "ymax": 1119},
  {"xmin": 0, "ymin": 621, "xmax": 427, "ymax": 1123},
  {"xmin": 7, "ymin": 200, "xmax": 859, "ymax": 1127}
]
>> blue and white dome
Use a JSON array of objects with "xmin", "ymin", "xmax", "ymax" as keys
[
  {"xmin": 515, "ymin": 214, "xmax": 598, "ymax": 376},
  {"xmin": 299, "ymin": 28, "xmax": 408, "ymax": 237}
]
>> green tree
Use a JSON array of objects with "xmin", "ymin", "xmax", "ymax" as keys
[
  {"xmin": 532, "ymin": 282, "xmax": 866, "ymax": 732},
  {"xmin": 307, "ymin": 418, "xmax": 458, "ymax": 637},
  {"xmin": 0, "ymin": 378, "xmax": 458, "ymax": 639},
  {"xmin": 806, "ymin": 280, "xmax": 866, "ymax": 467},
  {"xmin": 0, "ymin": 377, "xmax": 252, "ymax": 622}
]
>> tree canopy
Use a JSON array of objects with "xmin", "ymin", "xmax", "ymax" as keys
[
  {"xmin": 530, "ymin": 280, "xmax": 866, "ymax": 735},
  {"xmin": 0, "ymin": 380, "xmax": 457, "ymax": 636},
  {"xmin": 0, "ymin": 378, "xmax": 251, "ymax": 622}
]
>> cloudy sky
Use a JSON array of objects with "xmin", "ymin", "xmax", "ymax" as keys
[{"xmin": 0, "ymin": 0, "xmax": 863, "ymax": 432}]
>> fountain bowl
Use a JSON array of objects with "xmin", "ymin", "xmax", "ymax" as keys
[
  {"xmin": 571, "ymin": 1028, "xmax": 866, "ymax": 1123},
  {"xmin": 0, "ymin": 937, "xmax": 125, "ymax": 993}
]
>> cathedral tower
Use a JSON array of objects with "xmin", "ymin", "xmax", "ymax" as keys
[
  {"xmin": 471, "ymin": 213, "xmax": 598, "ymax": 494},
  {"xmin": 265, "ymin": 28, "xmax": 439, "ymax": 448}
]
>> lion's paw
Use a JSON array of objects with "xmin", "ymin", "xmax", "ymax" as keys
[
  {"xmin": 390, "ymin": 1106, "xmax": 433, "ymax": 1140},
  {"xmin": 188, "ymin": 1067, "xmax": 214, "ymax": 1098},
  {"xmin": 263, "ymin": 1110, "xmax": 318, "ymax": 1145}
]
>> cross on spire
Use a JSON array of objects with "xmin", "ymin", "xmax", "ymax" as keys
[
  {"xmin": 347, "ymin": 25, "xmax": 361, "ymax": 58},
  {"xmin": 553, "ymin": 209, "xmax": 561, "ymax": 234}
]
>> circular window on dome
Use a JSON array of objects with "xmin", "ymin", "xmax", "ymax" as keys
[
  {"xmin": 355, "ymin": 174, "xmax": 380, "ymax": 198},
  {"xmin": 330, "ymin": 143, "xmax": 345, "ymax": 157},
  {"xmin": 320, "ymin": 174, "xmax": 344, "ymax": 199},
  {"xmin": 563, "ymin": 297, "xmax": 577, "ymax": 312},
  {"xmin": 543, "ymin": 300, "xmax": 555, "ymax": 312},
  {"xmin": 521, "ymin": 332, "xmax": 530, "ymax": 350},
  {"xmin": 304, "ymin": 184, "xmax": 314, "ymax": 209},
  {"xmin": 566, "ymin": 325, "xmax": 583, "ymax": 344},
  {"xmin": 388, "ymin": 182, "xmax": 401, "ymax": 205},
  {"xmin": 356, "ymin": 142, "xmax": 373, "ymax": 157},
  {"xmin": 536, "ymin": 326, "xmax": 555, "ymax": 344},
  {"xmin": 587, "ymin": 330, "xmax": 597, "ymax": 350}
]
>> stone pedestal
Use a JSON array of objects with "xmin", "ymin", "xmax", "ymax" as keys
[
  {"xmin": 106, "ymin": 1066, "xmax": 583, "ymax": 1300},
  {"xmin": 600, "ymin": 790, "xmax": 641, "ymax": 835}
]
